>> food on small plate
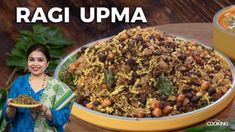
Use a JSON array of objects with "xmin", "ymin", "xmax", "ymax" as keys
[
  {"xmin": 218, "ymin": 10, "xmax": 235, "ymax": 32},
  {"xmin": 10, "ymin": 94, "xmax": 40, "ymax": 108},
  {"xmin": 60, "ymin": 27, "xmax": 232, "ymax": 118}
]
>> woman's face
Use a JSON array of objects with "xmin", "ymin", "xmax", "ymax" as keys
[{"xmin": 27, "ymin": 51, "xmax": 49, "ymax": 76}]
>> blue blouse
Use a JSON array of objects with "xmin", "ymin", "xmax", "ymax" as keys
[{"xmin": 2, "ymin": 74, "xmax": 71, "ymax": 132}]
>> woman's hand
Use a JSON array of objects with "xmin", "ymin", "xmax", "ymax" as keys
[
  {"xmin": 6, "ymin": 99, "xmax": 16, "ymax": 118},
  {"xmin": 38, "ymin": 103, "xmax": 48, "ymax": 113},
  {"xmin": 37, "ymin": 103, "xmax": 52, "ymax": 121}
]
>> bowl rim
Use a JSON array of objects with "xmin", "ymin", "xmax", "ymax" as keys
[
  {"xmin": 54, "ymin": 36, "xmax": 235, "ymax": 121},
  {"xmin": 213, "ymin": 5, "xmax": 235, "ymax": 35}
]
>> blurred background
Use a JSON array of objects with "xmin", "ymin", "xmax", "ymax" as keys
[{"xmin": 0, "ymin": 0, "xmax": 235, "ymax": 91}]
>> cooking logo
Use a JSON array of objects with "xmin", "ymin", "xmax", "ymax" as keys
[{"xmin": 206, "ymin": 119, "xmax": 229, "ymax": 126}]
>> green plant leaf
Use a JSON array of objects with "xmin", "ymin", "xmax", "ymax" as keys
[
  {"xmin": 48, "ymin": 60, "xmax": 60, "ymax": 73},
  {"xmin": 45, "ymin": 28, "xmax": 63, "ymax": 39},
  {"xmin": 158, "ymin": 75, "xmax": 174, "ymax": 96},
  {"xmin": 33, "ymin": 34, "xmax": 47, "ymax": 44},
  {"xmin": 6, "ymin": 55, "xmax": 26, "ymax": 69},
  {"xmin": 49, "ymin": 48, "xmax": 65, "ymax": 59},
  {"xmin": 104, "ymin": 69, "xmax": 115, "ymax": 90},
  {"xmin": 33, "ymin": 24, "xmax": 49, "ymax": 34},
  {"xmin": 19, "ymin": 30, "xmax": 32, "ymax": 37},
  {"xmin": 0, "ymin": 89, "xmax": 7, "ymax": 106},
  {"xmin": 48, "ymin": 44, "xmax": 67, "ymax": 49},
  {"xmin": 15, "ymin": 42, "xmax": 29, "ymax": 52},
  {"xmin": 18, "ymin": 35, "xmax": 32, "ymax": 44},
  {"xmin": 15, "ymin": 36, "xmax": 32, "ymax": 52},
  {"xmin": 10, "ymin": 48, "xmax": 26, "ymax": 58},
  {"xmin": 48, "ymin": 38, "xmax": 74, "ymax": 46}
]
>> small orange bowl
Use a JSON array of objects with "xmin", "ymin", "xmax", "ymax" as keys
[{"xmin": 213, "ymin": 5, "xmax": 235, "ymax": 61}]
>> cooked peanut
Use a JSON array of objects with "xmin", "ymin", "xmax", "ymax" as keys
[
  {"xmin": 201, "ymin": 80, "xmax": 209, "ymax": 91},
  {"xmin": 168, "ymin": 96, "xmax": 176, "ymax": 101},
  {"xmin": 196, "ymin": 92, "xmax": 203, "ymax": 97},
  {"xmin": 157, "ymin": 60, "xmax": 169, "ymax": 71},
  {"xmin": 69, "ymin": 63, "xmax": 77, "ymax": 71},
  {"xmin": 152, "ymin": 108, "xmax": 162, "ymax": 117},
  {"xmin": 163, "ymin": 106, "xmax": 173, "ymax": 114},
  {"xmin": 100, "ymin": 82, "xmax": 108, "ymax": 89},
  {"xmin": 126, "ymin": 52, "xmax": 132, "ymax": 59},
  {"xmin": 192, "ymin": 52, "xmax": 201, "ymax": 61},
  {"xmin": 108, "ymin": 65, "xmax": 116, "ymax": 70},
  {"xmin": 101, "ymin": 99, "xmax": 112, "ymax": 107},
  {"xmin": 224, "ymin": 83, "xmax": 231, "ymax": 90},
  {"xmin": 151, "ymin": 32, "xmax": 161, "ymax": 39},
  {"xmin": 119, "ymin": 32, "xmax": 129, "ymax": 41},
  {"xmin": 216, "ymin": 89, "xmax": 223, "ymax": 96},
  {"xmin": 137, "ymin": 110, "xmax": 145, "ymax": 118},
  {"xmin": 150, "ymin": 99, "xmax": 159, "ymax": 110},
  {"xmin": 86, "ymin": 101, "xmax": 94, "ymax": 109},
  {"xmin": 107, "ymin": 52, "xmax": 115, "ymax": 60},
  {"xmin": 177, "ymin": 94, "xmax": 185, "ymax": 102},
  {"xmin": 186, "ymin": 49, "xmax": 192, "ymax": 56}
]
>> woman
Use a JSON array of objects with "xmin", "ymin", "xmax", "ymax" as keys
[{"xmin": 2, "ymin": 44, "xmax": 75, "ymax": 132}]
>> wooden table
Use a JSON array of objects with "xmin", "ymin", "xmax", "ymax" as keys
[{"xmin": 64, "ymin": 23, "xmax": 235, "ymax": 132}]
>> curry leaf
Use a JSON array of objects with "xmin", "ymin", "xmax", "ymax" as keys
[
  {"xmin": 104, "ymin": 69, "xmax": 115, "ymax": 90},
  {"xmin": 19, "ymin": 35, "xmax": 32, "ymax": 44},
  {"xmin": 15, "ymin": 42, "xmax": 29, "ymax": 52},
  {"xmin": 49, "ymin": 49, "xmax": 65, "ymax": 59},
  {"xmin": 45, "ymin": 28, "xmax": 62, "ymax": 38},
  {"xmin": 19, "ymin": 30, "xmax": 32, "ymax": 37},
  {"xmin": 33, "ymin": 34, "xmax": 47, "ymax": 44},
  {"xmin": 33, "ymin": 25, "xmax": 49, "ymax": 34},
  {"xmin": 60, "ymin": 71, "xmax": 77, "ymax": 90},
  {"xmin": 10, "ymin": 48, "xmax": 26, "ymax": 58},
  {"xmin": 158, "ymin": 75, "xmax": 174, "ymax": 96},
  {"xmin": 47, "ymin": 44, "xmax": 65, "ymax": 49},
  {"xmin": 15, "ymin": 36, "xmax": 32, "ymax": 52},
  {"xmin": 6, "ymin": 55, "xmax": 26, "ymax": 68},
  {"xmin": 48, "ymin": 38, "xmax": 75, "ymax": 46}
]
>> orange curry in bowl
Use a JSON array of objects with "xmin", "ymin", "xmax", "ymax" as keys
[{"xmin": 218, "ymin": 10, "xmax": 235, "ymax": 33}]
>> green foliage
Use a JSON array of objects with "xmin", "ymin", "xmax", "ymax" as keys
[
  {"xmin": 0, "ymin": 89, "xmax": 7, "ymax": 109},
  {"xmin": 104, "ymin": 69, "xmax": 115, "ymax": 90},
  {"xmin": 0, "ymin": 89, "xmax": 7, "ymax": 131},
  {"xmin": 158, "ymin": 74, "xmax": 174, "ymax": 96},
  {"xmin": 7, "ymin": 24, "xmax": 75, "ymax": 73},
  {"xmin": 185, "ymin": 126, "xmax": 232, "ymax": 132}
]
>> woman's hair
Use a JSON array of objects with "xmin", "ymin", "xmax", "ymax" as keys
[{"xmin": 26, "ymin": 44, "xmax": 50, "ymax": 62}]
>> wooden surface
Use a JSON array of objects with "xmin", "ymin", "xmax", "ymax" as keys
[
  {"xmin": 64, "ymin": 23, "xmax": 235, "ymax": 132},
  {"xmin": 0, "ymin": 0, "xmax": 235, "ymax": 131}
]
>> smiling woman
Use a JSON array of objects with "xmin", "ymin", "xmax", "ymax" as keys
[{"xmin": 1, "ymin": 44, "xmax": 76, "ymax": 132}]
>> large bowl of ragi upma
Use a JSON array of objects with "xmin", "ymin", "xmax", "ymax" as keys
[{"xmin": 54, "ymin": 27, "xmax": 235, "ymax": 131}]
